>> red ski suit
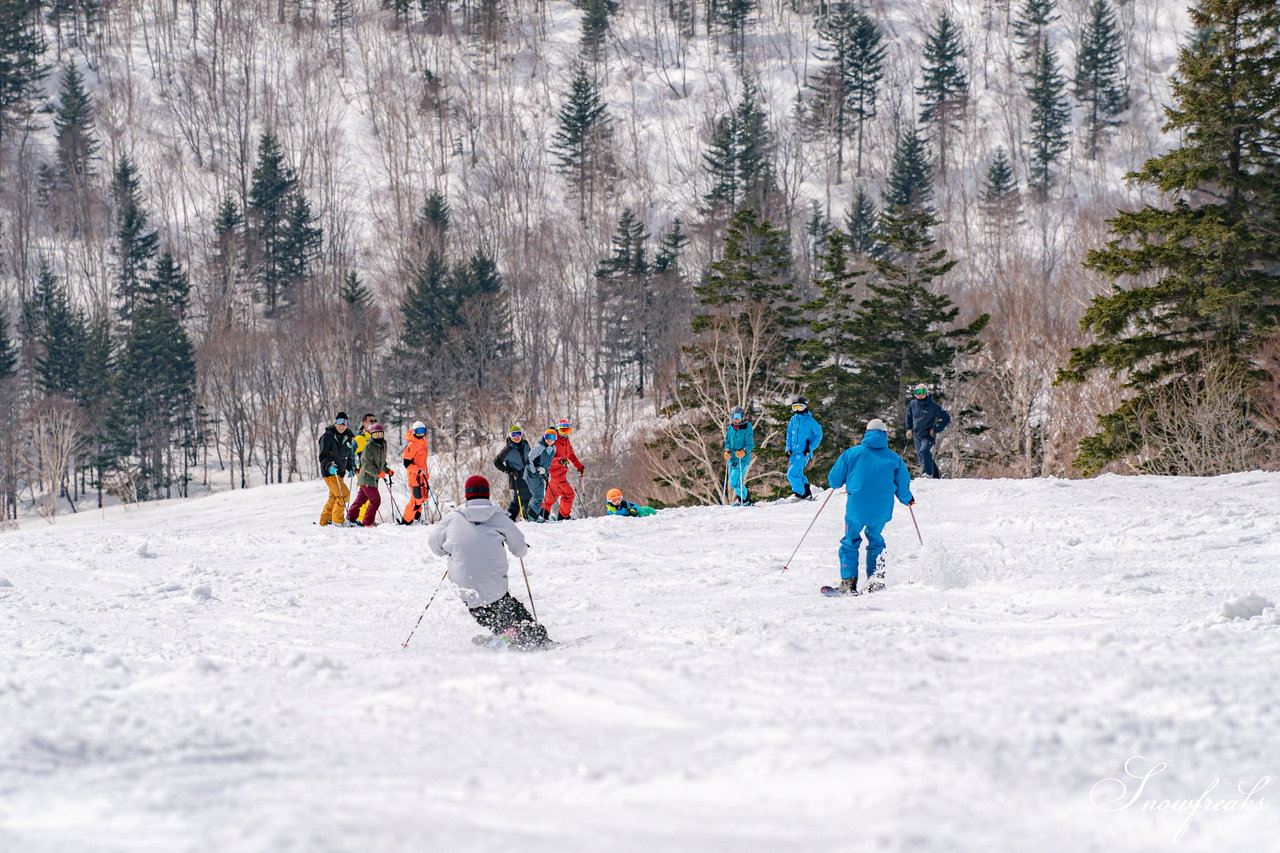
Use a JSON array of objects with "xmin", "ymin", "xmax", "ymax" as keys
[{"xmin": 542, "ymin": 434, "xmax": 584, "ymax": 518}]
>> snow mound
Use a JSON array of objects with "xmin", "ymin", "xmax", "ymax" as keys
[
  {"xmin": 1219, "ymin": 593, "xmax": 1275, "ymax": 621},
  {"xmin": 914, "ymin": 541, "xmax": 967, "ymax": 589},
  {"xmin": 0, "ymin": 577, "xmax": 12, "ymax": 587}
]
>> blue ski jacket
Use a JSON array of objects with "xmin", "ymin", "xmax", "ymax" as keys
[
  {"xmin": 906, "ymin": 395, "xmax": 951, "ymax": 437},
  {"xmin": 724, "ymin": 421, "xmax": 755, "ymax": 454},
  {"xmin": 827, "ymin": 429, "xmax": 913, "ymax": 525},
  {"xmin": 786, "ymin": 411, "xmax": 823, "ymax": 456}
]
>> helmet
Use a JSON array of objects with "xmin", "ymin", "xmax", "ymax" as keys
[
  {"xmin": 912, "ymin": 383, "xmax": 929, "ymax": 397},
  {"xmin": 544, "ymin": 428, "xmax": 558, "ymax": 442},
  {"xmin": 557, "ymin": 418, "xmax": 572, "ymax": 434},
  {"xmin": 411, "ymin": 420, "xmax": 426, "ymax": 437},
  {"xmin": 369, "ymin": 423, "xmax": 386, "ymax": 435},
  {"xmin": 606, "ymin": 488, "xmax": 623, "ymax": 505},
  {"xmin": 729, "ymin": 405, "xmax": 745, "ymax": 422},
  {"xmin": 791, "ymin": 395, "xmax": 808, "ymax": 412},
  {"xmin": 509, "ymin": 425, "xmax": 524, "ymax": 438}
]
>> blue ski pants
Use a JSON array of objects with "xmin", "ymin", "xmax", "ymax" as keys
[
  {"xmin": 913, "ymin": 437, "xmax": 939, "ymax": 478},
  {"xmin": 839, "ymin": 520, "xmax": 885, "ymax": 581},
  {"xmin": 787, "ymin": 452, "xmax": 811, "ymax": 495},
  {"xmin": 728, "ymin": 454, "xmax": 751, "ymax": 500}
]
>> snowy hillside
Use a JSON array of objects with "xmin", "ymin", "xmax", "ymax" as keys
[{"xmin": 2, "ymin": 473, "xmax": 1278, "ymax": 851}]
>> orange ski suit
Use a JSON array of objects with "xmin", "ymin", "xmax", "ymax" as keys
[
  {"xmin": 402, "ymin": 430, "xmax": 430, "ymax": 524},
  {"xmin": 542, "ymin": 434, "xmax": 584, "ymax": 519}
]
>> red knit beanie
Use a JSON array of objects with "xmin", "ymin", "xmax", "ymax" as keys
[{"xmin": 464, "ymin": 475, "xmax": 490, "ymax": 500}]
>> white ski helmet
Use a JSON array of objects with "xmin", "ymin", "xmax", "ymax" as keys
[{"xmin": 412, "ymin": 421, "xmax": 426, "ymax": 431}]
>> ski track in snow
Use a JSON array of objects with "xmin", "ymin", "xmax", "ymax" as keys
[{"xmin": 2, "ymin": 474, "xmax": 1278, "ymax": 852}]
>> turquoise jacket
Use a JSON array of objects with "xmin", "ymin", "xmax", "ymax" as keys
[{"xmin": 786, "ymin": 411, "xmax": 823, "ymax": 456}]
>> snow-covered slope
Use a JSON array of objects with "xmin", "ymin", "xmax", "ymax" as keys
[{"xmin": 2, "ymin": 474, "xmax": 1278, "ymax": 852}]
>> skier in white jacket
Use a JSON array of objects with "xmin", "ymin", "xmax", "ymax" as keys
[{"xmin": 428, "ymin": 474, "xmax": 550, "ymax": 648}]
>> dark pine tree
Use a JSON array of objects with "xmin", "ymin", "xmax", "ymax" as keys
[
  {"xmin": 596, "ymin": 208, "xmax": 650, "ymax": 404},
  {"xmin": 550, "ymin": 65, "xmax": 613, "ymax": 223},
  {"xmin": 1074, "ymin": 0, "xmax": 1129, "ymax": 159},
  {"xmin": 809, "ymin": 4, "xmax": 886, "ymax": 182},
  {"xmin": 1024, "ymin": 40, "xmax": 1071, "ymax": 198},
  {"xmin": 980, "ymin": 147, "xmax": 1020, "ymax": 229},
  {"xmin": 844, "ymin": 186, "xmax": 883, "ymax": 259},
  {"xmin": 718, "ymin": 0, "xmax": 756, "ymax": 69},
  {"xmin": 916, "ymin": 12, "xmax": 969, "ymax": 178},
  {"xmin": 415, "ymin": 190, "xmax": 450, "ymax": 258},
  {"xmin": 883, "ymin": 126, "xmax": 934, "ymax": 228},
  {"xmin": 1011, "ymin": 0, "xmax": 1059, "ymax": 66},
  {"xmin": 703, "ymin": 78, "xmax": 772, "ymax": 215},
  {"xmin": 248, "ymin": 132, "xmax": 321, "ymax": 315},
  {"xmin": 111, "ymin": 156, "xmax": 160, "ymax": 323},
  {"xmin": 0, "ymin": 0, "xmax": 47, "ymax": 145},
  {"xmin": 1058, "ymin": 0, "xmax": 1280, "ymax": 473},
  {"xmin": 52, "ymin": 63, "xmax": 97, "ymax": 191},
  {"xmin": 340, "ymin": 270, "xmax": 371, "ymax": 308},
  {"xmin": 0, "ymin": 306, "xmax": 15, "ymax": 380},
  {"xmin": 145, "ymin": 251, "xmax": 191, "ymax": 320},
  {"xmin": 579, "ymin": 0, "xmax": 618, "ymax": 63},
  {"xmin": 29, "ymin": 262, "xmax": 87, "ymax": 398}
]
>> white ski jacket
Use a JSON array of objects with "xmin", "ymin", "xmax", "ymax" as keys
[{"xmin": 427, "ymin": 499, "xmax": 529, "ymax": 608}]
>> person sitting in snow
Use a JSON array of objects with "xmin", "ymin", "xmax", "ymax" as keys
[
  {"xmin": 605, "ymin": 488, "xmax": 656, "ymax": 517},
  {"xmin": 825, "ymin": 418, "xmax": 914, "ymax": 595},
  {"xmin": 428, "ymin": 475, "xmax": 550, "ymax": 648}
]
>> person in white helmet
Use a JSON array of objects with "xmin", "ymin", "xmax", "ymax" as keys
[{"xmin": 401, "ymin": 420, "xmax": 431, "ymax": 524}]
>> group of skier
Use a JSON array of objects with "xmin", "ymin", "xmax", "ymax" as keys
[{"xmin": 324, "ymin": 385, "xmax": 952, "ymax": 649}]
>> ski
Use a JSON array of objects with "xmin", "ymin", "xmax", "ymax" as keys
[
  {"xmin": 471, "ymin": 634, "xmax": 557, "ymax": 652},
  {"xmin": 820, "ymin": 585, "xmax": 857, "ymax": 597}
]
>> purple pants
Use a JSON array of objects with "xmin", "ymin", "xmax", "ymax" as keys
[{"xmin": 347, "ymin": 485, "xmax": 381, "ymax": 525}]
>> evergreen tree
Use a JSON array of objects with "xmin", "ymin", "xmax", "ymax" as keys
[
  {"xmin": 809, "ymin": 4, "xmax": 884, "ymax": 181},
  {"xmin": 415, "ymin": 190, "xmax": 450, "ymax": 257},
  {"xmin": 883, "ymin": 127, "xmax": 934, "ymax": 234},
  {"xmin": 398, "ymin": 251, "xmax": 452, "ymax": 354},
  {"xmin": 1011, "ymin": 0, "xmax": 1059, "ymax": 66},
  {"xmin": 980, "ymin": 147, "xmax": 1020, "ymax": 228},
  {"xmin": 340, "ymin": 270, "xmax": 371, "ymax": 308},
  {"xmin": 0, "ymin": 307, "xmax": 15, "ymax": 380},
  {"xmin": 52, "ymin": 63, "xmax": 97, "ymax": 189},
  {"xmin": 29, "ymin": 262, "xmax": 87, "ymax": 398},
  {"xmin": 111, "ymin": 156, "xmax": 159, "ymax": 322},
  {"xmin": 596, "ymin": 208, "xmax": 650, "ymax": 403},
  {"xmin": 844, "ymin": 186, "xmax": 882, "ymax": 258},
  {"xmin": 114, "ymin": 300, "xmax": 196, "ymax": 500},
  {"xmin": 718, "ymin": 0, "xmax": 756, "ymax": 66},
  {"xmin": 550, "ymin": 65, "xmax": 613, "ymax": 222},
  {"xmin": 801, "ymin": 231, "xmax": 871, "ymax": 460},
  {"xmin": 695, "ymin": 207, "xmax": 795, "ymax": 324},
  {"xmin": 1024, "ymin": 40, "xmax": 1071, "ymax": 198},
  {"xmin": 145, "ymin": 251, "xmax": 191, "ymax": 320},
  {"xmin": 1074, "ymin": 0, "xmax": 1128, "ymax": 159},
  {"xmin": 1059, "ymin": 0, "xmax": 1280, "ymax": 473},
  {"xmin": 848, "ymin": 206, "xmax": 988, "ymax": 435},
  {"xmin": 916, "ymin": 13, "xmax": 969, "ymax": 178},
  {"xmin": 449, "ymin": 251, "xmax": 513, "ymax": 391},
  {"xmin": 653, "ymin": 219, "xmax": 689, "ymax": 275},
  {"xmin": 579, "ymin": 0, "xmax": 618, "ymax": 62},
  {"xmin": 703, "ymin": 79, "xmax": 772, "ymax": 214},
  {"xmin": 0, "ymin": 0, "xmax": 47, "ymax": 144},
  {"xmin": 208, "ymin": 194, "xmax": 246, "ymax": 332},
  {"xmin": 248, "ymin": 132, "xmax": 321, "ymax": 315}
]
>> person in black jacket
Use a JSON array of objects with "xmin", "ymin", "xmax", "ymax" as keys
[
  {"xmin": 493, "ymin": 425, "xmax": 535, "ymax": 521},
  {"xmin": 905, "ymin": 385, "xmax": 951, "ymax": 479},
  {"xmin": 317, "ymin": 411, "xmax": 356, "ymax": 526}
]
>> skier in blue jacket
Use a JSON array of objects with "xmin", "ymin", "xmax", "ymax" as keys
[
  {"xmin": 905, "ymin": 384, "xmax": 951, "ymax": 479},
  {"xmin": 826, "ymin": 418, "xmax": 914, "ymax": 594},
  {"xmin": 785, "ymin": 395, "xmax": 823, "ymax": 500},
  {"xmin": 723, "ymin": 405, "xmax": 754, "ymax": 506}
]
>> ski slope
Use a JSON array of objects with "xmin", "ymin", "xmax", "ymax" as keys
[{"xmin": 2, "ymin": 473, "xmax": 1278, "ymax": 852}]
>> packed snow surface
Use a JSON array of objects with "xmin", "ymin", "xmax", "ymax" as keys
[{"xmin": 2, "ymin": 474, "xmax": 1278, "ymax": 852}]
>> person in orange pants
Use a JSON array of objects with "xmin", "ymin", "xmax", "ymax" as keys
[
  {"xmin": 401, "ymin": 420, "xmax": 430, "ymax": 524},
  {"xmin": 541, "ymin": 418, "xmax": 585, "ymax": 520}
]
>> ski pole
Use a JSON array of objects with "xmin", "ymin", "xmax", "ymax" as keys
[
  {"xmin": 781, "ymin": 488, "xmax": 837, "ymax": 572},
  {"xmin": 518, "ymin": 556, "xmax": 537, "ymax": 622},
  {"xmin": 384, "ymin": 476, "xmax": 402, "ymax": 522},
  {"xmin": 401, "ymin": 565, "xmax": 450, "ymax": 649},
  {"xmin": 909, "ymin": 503, "xmax": 923, "ymax": 545}
]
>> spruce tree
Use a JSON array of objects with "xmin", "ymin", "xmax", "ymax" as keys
[
  {"xmin": 415, "ymin": 190, "xmax": 450, "ymax": 257},
  {"xmin": 718, "ymin": 0, "xmax": 756, "ymax": 67},
  {"xmin": 550, "ymin": 65, "xmax": 613, "ymax": 223},
  {"xmin": 846, "ymin": 8, "xmax": 885, "ymax": 177},
  {"xmin": 52, "ymin": 63, "xmax": 97, "ymax": 189},
  {"xmin": 596, "ymin": 208, "xmax": 650, "ymax": 401},
  {"xmin": 883, "ymin": 126, "xmax": 934, "ymax": 233},
  {"xmin": 0, "ymin": 307, "xmax": 15, "ymax": 380},
  {"xmin": 1011, "ymin": 0, "xmax": 1058, "ymax": 66},
  {"xmin": 1059, "ymin": 0, "xmax": 1280, "ymax": 473},
  {"xmin": 0, "ymin": 0, "xmax": 47, "ymax": 144},
  {"xmin": 340, "ymin": 270, "xmax": 370, "ymax": 308},
  {"xmin": 703, "ymin": 79, "xmax": 772, "ymax": 214},
  {"xmin": 248, "ymin": 132, "xmax": 320, "ymax": 315},
  {"xmin": 916, "ymin": 13, "xmax": 969, "ymax": 178},
  {"xmin": 111, "ymin": 156, "xmax": 159, "ymax": 322},
  {"xmin": 844, "ymin": 187, "xmax": 882, "ymax": 259},
  {"xmin": 579, "ymin": 0, "xmax": 618, "ymax": 62},
  {"xmin": 980, "ymin": 147, "xmax": 1020, "ymax": 228},
  {"xmin": 30, "ymin": 262, "xmax": 87, "ymax": 398},
  {"xmin": 450, "ymin": 251, "xmax": 513, "ymax": 390},
  {"xmin": 1074, "ymin": 0, "xmax": 1128, "ymax": 159},
  {"xmin": 1024, "ymin": 40, "xmax": 1071, "ymax": 198}
]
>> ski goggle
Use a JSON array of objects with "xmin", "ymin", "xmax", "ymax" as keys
[
  {"xmin": 509, "ymin": 430, "xmax": 523, "ymax": 439},
  {"xmin": 335, "ymin": 418, "xmax": 347, "ymax": 425},
  {"xmin": 371, "ymin": 430, "xmax": 384, "ymax": 437},
  {"xmin": 731, "ymin": 413, "xmax": 744, "ymax": 422},
  {"xmin": 608, "ymin": 497, "xmax": 622, "ymax": 506},
  {"xmin": 791, "ymin": 403, "xmax": 807, "ymax": 412},
  {"xmin": 413, "ymin": 427, "xmax": 426, "ymax": 437},
  {"xmin": 913, "ymin": 389, "xmax": 928, "ymax": 397},
  {"xmin": 557, "ymin": 426, "xmax": 572, "ymax": 434}
]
